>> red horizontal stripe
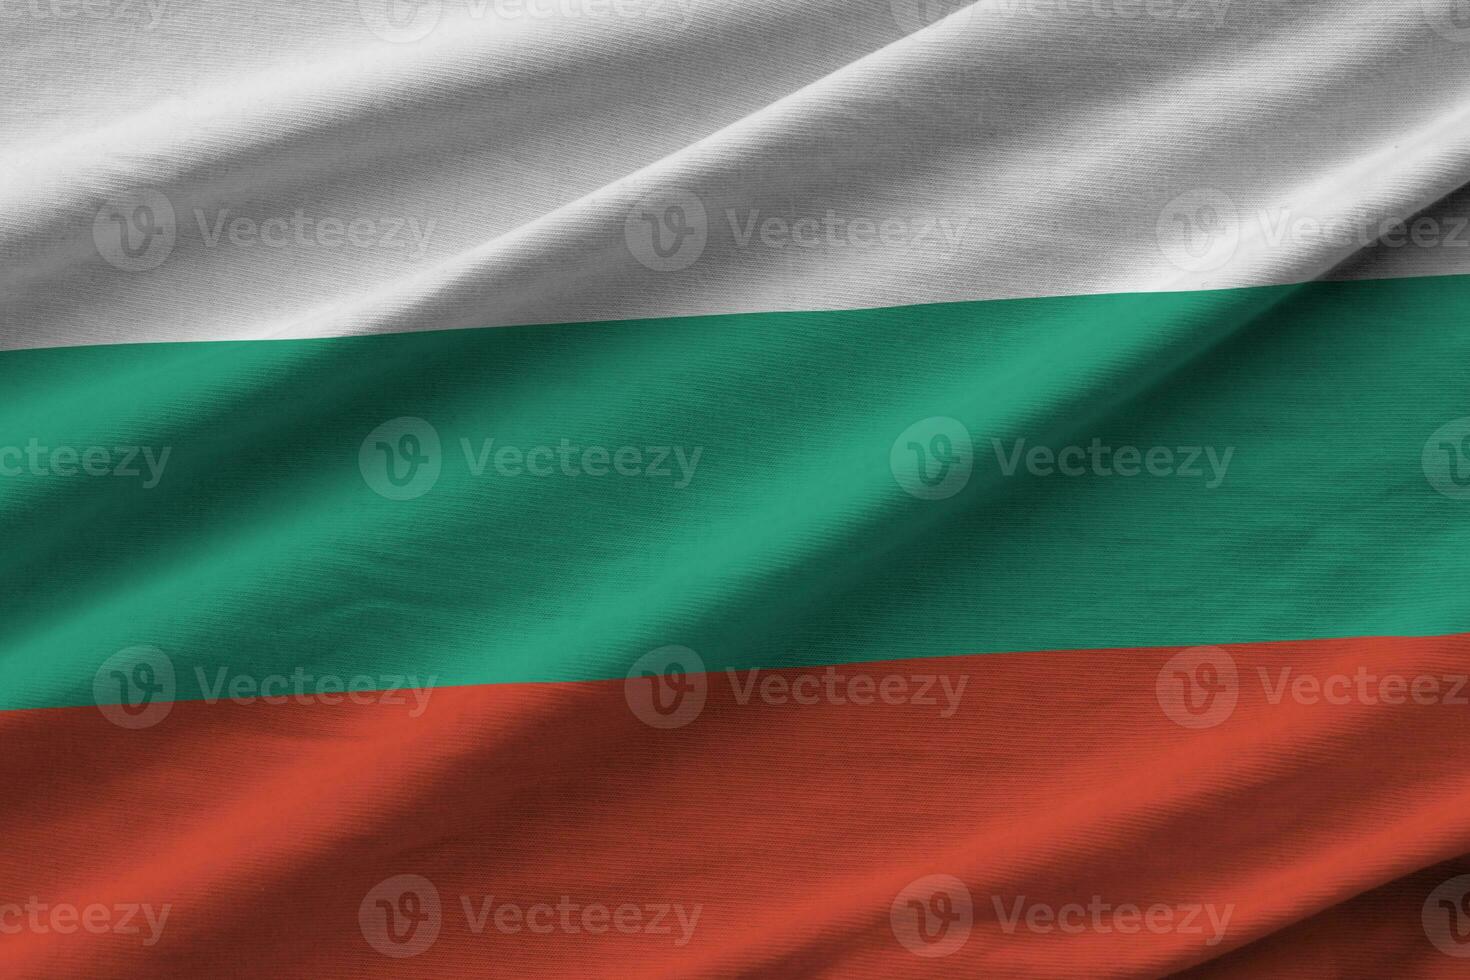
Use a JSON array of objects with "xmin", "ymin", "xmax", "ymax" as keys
[{"xmin": 3, "ymin": 633, "xmax": 1470, "ymax": 977}]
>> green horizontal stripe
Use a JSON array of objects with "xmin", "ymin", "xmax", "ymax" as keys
[{"xmin": 3, "ymin": 275, "xmax": 1469, "ymax": 711}]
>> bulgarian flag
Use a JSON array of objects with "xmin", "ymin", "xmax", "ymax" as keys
[{"xmin": 4, "ymin": 0, "xmax": 1470, "ymax": 976}]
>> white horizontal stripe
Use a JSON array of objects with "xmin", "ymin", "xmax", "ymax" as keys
[{"xmin": 2, "ymin": 0, "xmax": 1469, "ymax": 349}]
